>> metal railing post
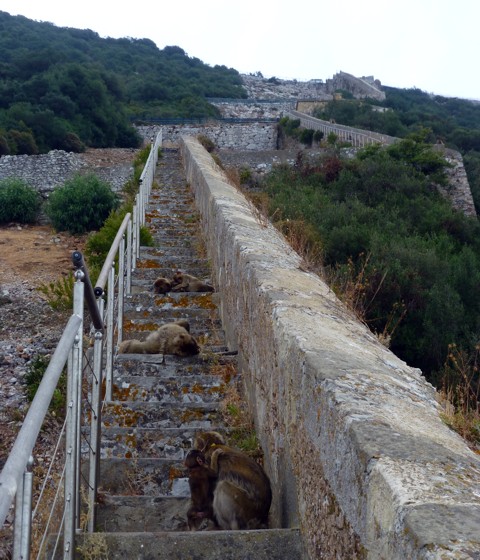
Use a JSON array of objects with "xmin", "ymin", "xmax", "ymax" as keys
[
  {"xmin": 64, "ymin": 273, "xmax": 84, "ymax": 559},
  {"xmin": 87, "ymin": 299, "xmax": 104, "ymax": 532},
  {"xmin": 117, "ymin": 236, "xmax": 126, "ymax": 346},
  {"xmin": 126, "ymin": 220, "xmax": 133, "ymax": 295},
  {"xmin": 105, "ymin": 266, "xmax": 115, "ymax": 402},
  {"xmin": 132, "ymin": 199, "xmax": 138, "ymax": 270},
  {"xmin": 13, "ymin": 457, "xmax": 33, "ymax": 560}
]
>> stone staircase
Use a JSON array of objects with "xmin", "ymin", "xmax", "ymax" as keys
[{"xmin": 76, "ymin": 147, "xmax": 305, "ymax": 559}]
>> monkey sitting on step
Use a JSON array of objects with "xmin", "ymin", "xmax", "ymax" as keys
[
  {"xmin": 171, "ymin": 271, "xmax": 214, "ymax": 293},
  {"xmin": 118, "ymin": 320, "xmax": 200, "ymax": 364},
  {"xmin": 194, "ymin": 431, "xmax": 272, "ymax": 530},
  {"xmin": 184, "ymin": 449, "xmax": 220, "ymax": 531}
]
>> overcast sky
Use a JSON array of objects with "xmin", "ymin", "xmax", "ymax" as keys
[{"xmin": 1, "ymin": 0, "xmax": 479, "ymax": 100}]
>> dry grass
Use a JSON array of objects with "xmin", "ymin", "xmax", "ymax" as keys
[{"xmin": 439, "ymin": 344, "xmax": 480, "ymax": 450}]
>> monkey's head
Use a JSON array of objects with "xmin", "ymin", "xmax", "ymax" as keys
[
  {"xmin": 173, "ymin": 332, "xmax": 200, "ymax": 357},
  {"xmin": 194, "ymin": 431, "xmax": 225, "ymax": 453},
  {"xmin": 171, "ymin": 271, "xmax": 184, "ymax": 286},
  {"xmin": 153, "ymin": 277, "xmax": 172, "ymax": 294},
  {"xmin": 184, "ymin": 449, "xmax": 206, "ymax": 469}
]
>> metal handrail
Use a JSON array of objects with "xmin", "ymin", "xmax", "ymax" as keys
[
  {"xmin": 0, "ymin": 314, "xmax": 82, "ymax": 526},
  {"xmin": 93, "ymin": 212, "xmax": 132, "ymax": 297},
  {"xmin": 0, "ymin": 129, "xmax": 162, "ymax": 559}
]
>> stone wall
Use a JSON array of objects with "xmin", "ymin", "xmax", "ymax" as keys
[
  {"xmin": 0, "ymin": 149, "xmax": 135, "ymax": 199},
  {"xmin": 326, "ymin": 71, "xmax": 386, "ymax": 101},
  {"xmin": 138, "ymin": 123, "xmax": 277, "ymax": 151},
  {"xmin": 181, "ymin": 135, "xmax": 480, "ymax": 560}
]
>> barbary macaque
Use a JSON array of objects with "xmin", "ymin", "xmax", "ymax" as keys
[
  {"xmin": 184, "ymin": 449, "xmax": 218, "ymax": 530},
  {"xmin": 194, "ymin": 431, "xmax": 272, "ymax": 530},
  {"xmin": 171, "ymin": 272, "xmax": 214, "ymax": 293},
  {"xmin": 153, "ymin": 277, "xmax": 172, "ymax": 294},
  {"xmin": 118, "ymin": 320, "xmax": 199, "ymax": 364}
]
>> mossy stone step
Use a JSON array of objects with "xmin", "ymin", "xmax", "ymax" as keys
[
  {"xmin": 124, "ymin": 291, "xmax": 218, "ymax": 310},
  {"xmin": 101, "ymin": 401, "xmax": 221, "ymax": 429},
  {"xmin": 90, "ymin": 457, "xmax": 190, "ymax": 496},
  {"xmin": 109, "ymin": 375, "xmax": 228, "ymax": 404},
  {"xmin": 74, "ymin": 527, "xmax": 307, "ymax": 559},
  {"xmin": 96, "ymin": 426, "xmax": 212, "ymax": 459},
  {"xmin": 95, "ymin": 496, "xmax": 189, "ymax": 532},
  {"xmin": 113, "ymin": 352, "xmax": 235, "ymax": 378}
]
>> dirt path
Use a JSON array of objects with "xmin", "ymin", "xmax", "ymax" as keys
[{"xmin": 0, "ymin": 224, "xmax": 86, "ymax": 290}]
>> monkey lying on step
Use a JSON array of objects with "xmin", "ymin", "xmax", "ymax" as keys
[
  {"xmin": 194, "ymin": 431, "xmax": 272, "ymax": 530},
  {"xmin": 118, "ymin": 320, "xmax": 200, "ymax": 364},
  {"xmin": 153, "ymin": 277, "xmax": 172, "ymax": 294},
  {"xmin": 171, "ymin": 272, "xmax": 214, "ymax": 293}
]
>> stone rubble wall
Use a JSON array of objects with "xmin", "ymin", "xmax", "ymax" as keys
[
  {"xmin": 0, "ymin": 150, "xmax": 134, "ymax": 199},
  {"xmin": 181, "ymin": 135, "xmax": 480, "ymax": 560},
  {"xmin": 138, "ymin": 123, "xmax": 277, "ymax": 151}
]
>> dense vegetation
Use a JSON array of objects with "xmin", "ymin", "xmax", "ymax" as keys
[
  {"xmin": 313, "ymin": 88, "xmax": 480, "ymax": 211},
  {"xmin": 0, "ymin": 11, "xmax": 246, "ymax": 154},
  {"xmin": 257, "ymin": 131, "xmax": 480, "ymax": 434}
]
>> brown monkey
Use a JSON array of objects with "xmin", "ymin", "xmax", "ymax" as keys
[
  {"xmin": 119, "ymin": 320, "xmax": 199, "ymax": 364},
  {"xmin": 184, "ymin": 449, "xmax": 218, "ymax": 530},
  {"xmin": 171, "ymin": 272, "xmax": 214, "ymax": 293},
  {"xmin": 194, "ymin": 431, "xmax": 272, "ymax": 530},
  {"xmin": 153, "ymin": 277, "xmax": 172, "ymax": 294}
]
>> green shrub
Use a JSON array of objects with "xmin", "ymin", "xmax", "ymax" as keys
[
  {"xmin": 25, "ymin": 355, "xmax": 66, "ymax": 415},
  {"xmin": 85, "ymin": 206, "xmax": 153, "ymax": 282},
  {"xmin": 38, "ymin": 273, "xmax": 74, "ymax": 310},
  {"xmin": 0, "ymin": 178, "xmax": 40, "ymax": 224},
  {"xmin": 299, "ymin": 128, "xmax": 314, "ymax": 146},
  {"xmin": 46, "ymin": 173, "xmax": 119, "ymax": 234}
]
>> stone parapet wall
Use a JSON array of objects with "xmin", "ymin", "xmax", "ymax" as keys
[
  {"xmin": 286, "ymin": 110, "xmax": 397, "ymax": 147},
  {"xmin": 181, "ymin": 135, "xmax": 480, "ymax": 559},
  {"xmin": 137, "ymin": 122, "xmax": 277, "ymax": 151}
]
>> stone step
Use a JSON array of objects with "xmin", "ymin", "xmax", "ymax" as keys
[
  {"xmin": 96, "ymin": 496, "xmax": 189, "ymax": 532},
  {"xmin": 129, "ymin": 282, "xmax": 216, "ymax": 295},
  {"xmin": 122, "ymin": 315, "xmax": 224, "ymax": 344},
  {"xmin": 109, "ymin": 375, "xmax": 228, "ymax": 404},
  {"xmin": 114, "ymin": 351, "xmax": 235, "ymax": 372},
  {"xmin": 86, "ymin": 422, "xmax": 226, "ymax": 462},
  {"xmin": 101, "ymin": 401, "xmax": 221, "ymax": 429},
  {"xmin": 139, "ymin": 245, "xmax": 200, "ymax": 258},
  {"xmin": 132, "ymin": 257, "xmax": 210, "ymax": 284},
  {"xmin": 124, "ymin": 292, "xmax": 219, "ymax": 311},
  {"xmin": 92, "ymin": 457, "xmax": 190, "ymax": 496},
  {"xmin": 75, "ymin": 527, "xmax": 306, "ymax": 559},
  {"xmin": 136, "ymin": 254, "xmax": 210, "ymax": 268}
]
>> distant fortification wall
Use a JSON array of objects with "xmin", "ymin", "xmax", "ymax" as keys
[
  {"xmin": 181, "ymin": 135, "xmax": 480, "ymax": 560},
  {"xmin": 286, "ymin": 110, "xmax": 477, "ymax": 217},
  {"xmin": 326, "ymin": 71, "xmax": 386, "ymax": 101}
]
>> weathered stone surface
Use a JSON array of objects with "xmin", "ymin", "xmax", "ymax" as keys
[
  {"xmin": 181, "ymin": 135, "xmax": 480, "ymax": 559},
  {"xmin": 74, "ymin": 528, "xmax": 306, "ymax": 559}
]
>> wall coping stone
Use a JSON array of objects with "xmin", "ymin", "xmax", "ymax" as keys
[{"xmin": 180, "ymin": 135, "xmax": 480, "ymax": 559}]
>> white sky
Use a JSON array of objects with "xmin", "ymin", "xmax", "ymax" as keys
[{"xmin": 1, "ymin": 0, "xmax": 479, "ymax": 100}]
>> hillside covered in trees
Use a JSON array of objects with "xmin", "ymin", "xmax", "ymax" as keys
[
  {"xmin": 0, "ymin": 11, "xmax": 246, "ymax": 154},
  {"xmin": 313, "ymin": 87, "xmax": 480, "ymax": 212}
]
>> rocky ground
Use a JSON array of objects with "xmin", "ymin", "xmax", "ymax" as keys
[
  {"xmin": 0, "ymin": 148, "xmax": 136, "ymax": 466},
  {"xmin": 0, "ymin": 225, "xmax": 87, "ymax": 462}
]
